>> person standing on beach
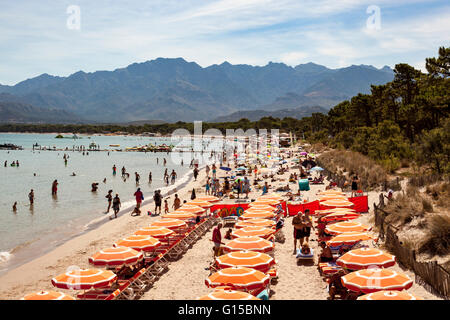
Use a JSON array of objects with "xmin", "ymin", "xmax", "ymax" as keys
[
  {"xmin": 205, "ymin": 177, "xmax": 211, "ymax": 195},
  {"xmin": 134, "ymin": 188, "xmax": 143, "ymax": 209},
  {"xmin": 244, "ymin": 177, "xmax": 250, "ymax": 199},
  {"xmin": 211, "ymin": 223, "xmax": 224, "ymax": 257},
  {"xmin": 154, "ymin": 190, "xmax": 162, "ymax": 215},
  {"xmin": 164, "ymin": 199, "xmax": 169, "ymax": 214},
  {"xmin": 163, "ymin": 158, "xmax": 167, "ymax": 166},
  {"xmin": 28, "ymin": 189, "xmax": 34, "ymax": 205},
  {"xmin": 112, "ymin": 165, "xmax": 116, "ymax": 176},
  {"xmin": 121, "ymin": 166, "xmax": 126, "ymax": 177},
  {"xmin": 105, "ymin": 190, "xmax": 113, "ymax": 213},
  {"xmin": 170, "ymin": 170, "xmax": 177, "ymax": 184},
  {"xmin": 292, "ymin": 212, "xmax": 305, "ymax": 254},
  {"xmin": 52, "ymin": 180, "xmax": 58, "ymax": 195},
  {"xmin": 206, "ymin": 165, "xmax": 210, "ymax": 177},
  {"xmin": 112, "ymin": 194, "xmax": 121, "ymax": 219},
  {"xmin": 135, "ymin": 172, "xmax": 140, "ymax": 184},
  {"xmin": 351, "ymin": 175, "xmax": 359, "ymax": 197},
  {"xmin": 13, "ymin": 202, "xmax": 17, "ymax": 212},
  {"xmin": 191, "ymin": 188, "xmax": 196, "ymax": 200},
  {"xmin": 148, "ymin": 171, "xmax": 152, "ymax": 184},
  {"xmin": 193, "ymin": 167, "xmax": 199, "ymax": 181},
  {"xmin": 173, "ymin": 194, "xmax": 181, "ymax": 211}
]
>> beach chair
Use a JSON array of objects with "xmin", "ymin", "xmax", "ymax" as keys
[
  {"xmin": 222, "ymin": 216, "xmax": 238, "ymax": 228},
  {"xmin": 104, "ymin": 289, "xmax": 121, "ymax": 300},
  {"xmin": 76, "ymin": 289, "xmax": 116, "ymax": 300},
  {"xmin": 296, "ymin": 248, "xmax": 314, "ymax": 261},
  {"xmin": 318, "ymin": 262, "xmax": 343, "ymax": 277},
  {"xmin": 128, "ymin": 268, "xmax": 149, "ymax": 297}
]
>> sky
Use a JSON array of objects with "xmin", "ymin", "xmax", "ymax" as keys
[{"xmin": 0, "ymin": 0, "xmax": 449, "ymax": 85}]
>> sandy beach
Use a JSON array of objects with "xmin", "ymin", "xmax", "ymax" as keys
[{"xmin": 0, "ymin": 147, "xmax": 442, "ymax": 300}]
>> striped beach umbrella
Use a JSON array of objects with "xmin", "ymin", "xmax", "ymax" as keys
[
  {"xmin": 235, "ymin": 219, "xmax": 276, "ymax": 229},
  {"xmin": 259, "ymin": 193, "xmax": 283, "ymax": 200},
  {"xmin": 247, "ymin": 203, "xmax": 277, "ymax": 210},
  {"xmin": 114, "ymin": 235, "xmax": 161, "ymax": 252},
  {"xmin": 240, "ymin": 211, "xmax": 276, "ymax": 220},
  {"xmin": 316, "ymin": 207, "xmax": 357, "ymax": 215},
  {"xmin": 162, "ymin": 211, "xmax": 197, "ymax": 220},
  {"xmin": 150, "ymin": 218, "xmax": 187, "ymax": 230},
  {"xmin": 321, "ymin": 199, "xmax": 354, "ymax": 208},
  {"xmin": 176, "ymin": 205, "xmax": 206, "ymax": 215},
  {"xmin": 325, "ymin": 222, "xmax": 371, "ymax": 235},
  {"xmin": 231, "ymin": 226, "xmax": 275, "ymax": 239},
  {"xmin": 223, "ymin": 236, "xmax": 274, "ymax": 254},
  {"xmin": 357, "ymin": 290, "xmax": 423, "ymax": 300},
  {"xmin": 253, "ymin": 198, "xmax": 281, "ymax": 206},
  {"xmin": 206, "ymin": 267, "xmax": 270, "ymax": 291},
  {"xmin": 215, "ymin": 251, "xmax": 275, "ymax": 273},
  {"xmin": 134, "ymin": 226, "xmax": 174, "ymax": 238},
  {"xmin": 187, "ymin": 199, "xmax": 213, "ymax": 208},
  {"xmin": 319, "ymin": 195, "xmax": 348, "ymax": 202},
  {"xmin": 22, "ymin": 291, "xmax": 76, "ymax": 300},
  {"xmin": 51, "ymin": 269, "xmax": 117, "ymax": 290},
  {"xmin": 198, "ymin": 289, "xmax": 259, "ymax": 300},
  {"xmin": 88, "ymin": 246, "xmax": 143, "ymax": 267},
  {"xmin": 322, "ymin": 212, "xmax": 361, "ymax": 222},
  {"xmin": 342, "ymin": 268, "xmax": 413, "ymax": 293},
  {"xmin": 337, "ymin": 248, "xmax": 396, "ymax": 270},
  {"xmin": 318, "ymin": 190, "xmax": 346, "ymax": 196},
  {"xmin": 195, "ymin": 196, "xmax": 220, "ymax": 203},
  {"xmin": 327, "ymin": 232, "xmax": 373, "ymax": 247}
]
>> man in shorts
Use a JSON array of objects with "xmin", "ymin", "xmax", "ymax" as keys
[
  {"xmin": 153, "ymin": 190, "xmax": 162, "ymax": 214},
  {"xmin": 292, "ymin": 211, "xmax": 305, "ymax": 254},
  {"xmin": 211, "ymin": 223, "xmax": 224, "ymax": 257}
]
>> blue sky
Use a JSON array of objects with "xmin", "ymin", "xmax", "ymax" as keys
[{"xmin": 0, "ymin": 0, "xmax": 449, "ymax": 85}]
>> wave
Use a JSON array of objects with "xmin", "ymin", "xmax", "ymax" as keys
[{"xmin": 0, "ymin": 251, "xmax": 11, "ymax": 263}]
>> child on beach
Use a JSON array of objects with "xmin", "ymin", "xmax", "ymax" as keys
[{"xmin": 164, "ymin": 199, "xmax": 169, "ymax": 214}]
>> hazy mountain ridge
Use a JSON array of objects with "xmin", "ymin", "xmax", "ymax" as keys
[{"xmin": 0, "ymin": 58, "xmax": 394, "ymax": 123}]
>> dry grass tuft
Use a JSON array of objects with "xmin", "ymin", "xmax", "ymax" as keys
[{"xmin": 419, "ymin": 214, "xmax": 450, "ymax": 256}]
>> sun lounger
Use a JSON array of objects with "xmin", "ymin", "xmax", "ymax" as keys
[
  {"xmin": 318, "ymin": 262, "xmax": 343, "ymax": 277},
  {"xmin": 296, "ymin": 248, "xmax": 314, "ymax": 260},
  {"xmin": 222, "ymin": 216, "xmax": 238, "ymax": 228}
]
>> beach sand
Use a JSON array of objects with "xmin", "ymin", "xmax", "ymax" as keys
[{"xmin": 0, "ymin": 148, "xmax": 442, "ymax": 300}]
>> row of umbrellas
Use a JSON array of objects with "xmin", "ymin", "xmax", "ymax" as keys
[
  {"xmin": 314, "ymin": 190, "xmax": 420, "ymax": 299},
  {"xmin": 24, "ymin": 196, "xmax": 223, "ymax": 299}
]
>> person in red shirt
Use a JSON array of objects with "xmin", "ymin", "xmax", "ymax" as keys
[
  {"xmin": 134, "ymin": 188, "xmax": 143, "ymax": 209},
  {"xmin": 211, "ymin": 223, "xmax": 224, "ymax": 257}
]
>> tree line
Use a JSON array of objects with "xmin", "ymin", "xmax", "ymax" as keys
[{"xmin": 1, "ymin": 47, "xmax": 448, "ymax": 174}]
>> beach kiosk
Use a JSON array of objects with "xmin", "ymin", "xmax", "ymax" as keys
[{"xmin": 298, "ymin": 179, "xmax": 310, "ymax": 191}]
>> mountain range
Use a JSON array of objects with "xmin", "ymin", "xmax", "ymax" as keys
[{"xmin": 0, "ymin": 58, "xmax": 394, "ymax": 123}]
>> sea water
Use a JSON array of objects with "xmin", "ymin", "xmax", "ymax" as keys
[{"xmin": 0, "ymin": 133, "xmax": 194, "ymax": 274}]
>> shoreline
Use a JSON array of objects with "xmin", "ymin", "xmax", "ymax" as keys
[{"xmin": 0, "ymin": 164, "xmax": 201, "ymax": 284}]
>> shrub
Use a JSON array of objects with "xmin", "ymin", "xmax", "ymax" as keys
[{"xmin": 419, "ymin": 214, "xmax": 450, "ymax": 256}]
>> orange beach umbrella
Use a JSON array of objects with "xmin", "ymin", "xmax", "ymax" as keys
[
  {"xmin": 231, "ymin": 226, "xmax": 275, "ymax": 239},
  {"xmin": 322, "ymin": 212, "xmax": 361, "ymax": 222},
  {"xmin": 325, "ymin": 222, "xmax": 371, "ymax": 235},
  {"xmin": 318, "ymin": 190, "xmax": 346, "ymax": 196},
  {"xmin": 337, "ymin": 248, "xmax": 396, "ymax": 270},
  {"xmin": 223, "ymin": 236, "xmax": 274, "ymax": 253},
  {"xmin": 327, "ymin": 232, "xmax": 373, "ymax": 248},
  {"xmin": 187, "ymin": 199, "xmax": 213, "ymax": 208},
  {"xmin": 247, "ymin": 204, "xmax": 277, "ymax": 211},
  {"xmin": 252, "ymin": 198, "xmax": 281, "ymax": 206},
  {"xmin": 150, "ymin": 218, "xmax": 187, "ymax": 230},
  {"xmin": 162, "ymin": 211, "xmax": 197, "ymax": 220},
  {"xmin": 176, "ymin": 205, "xmax": 206, "ymax": 215},
  {"xmin": 51, "ymin": 269, "xmax": 117, "ymax": 290},
  {"xmin": 321, "ymin": 199, "xmax": 354, "ymax": 208},
  {"xmin": 342, "ymin": 268, "xmax": 413, "ymax": 293},
  {"xmin": 316, "ymin": 207, "xmax": 357, "ymax": 215},
  {"xmin": 319, "ymin": 195, "xmax": 348, "ymax": 201},
  {"xmin": 114, "ymin": 235, "xmax": 160, "ymax": 252},
  {"xmin": 215, "ymin": 251, "xmax": 275, "ymax": 273},
  {"xmin": 198, "ymin": 289, "xmax": 259, "ymax": 300},
  {"xmin": 195, "ymin": 196, "xmax": 220, "ymax": 203},
  {"xmin": 235, "ymin": 219, "xmax": 276, "ymax": 229},
  {"xmin": 134, "ymin": 226, "xmax": 174, "ymax": 238},
  {"xmin": 22, "ymin": 291, "xmax": 76, "ymax": 300},
  {"xmin": 206, "ymin": 267, "xmax": 270, "ymax": 291},
  {"xmin": 240, "ymin": 211, "xmax": 276, "ymax": 220},
  {"xmin": 357, "ymin": 290, "xmax": 423, "ymax": 300},
  {"xmin": 88, "ymin": 246, "xmax": 143, "ymax": 267}
]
